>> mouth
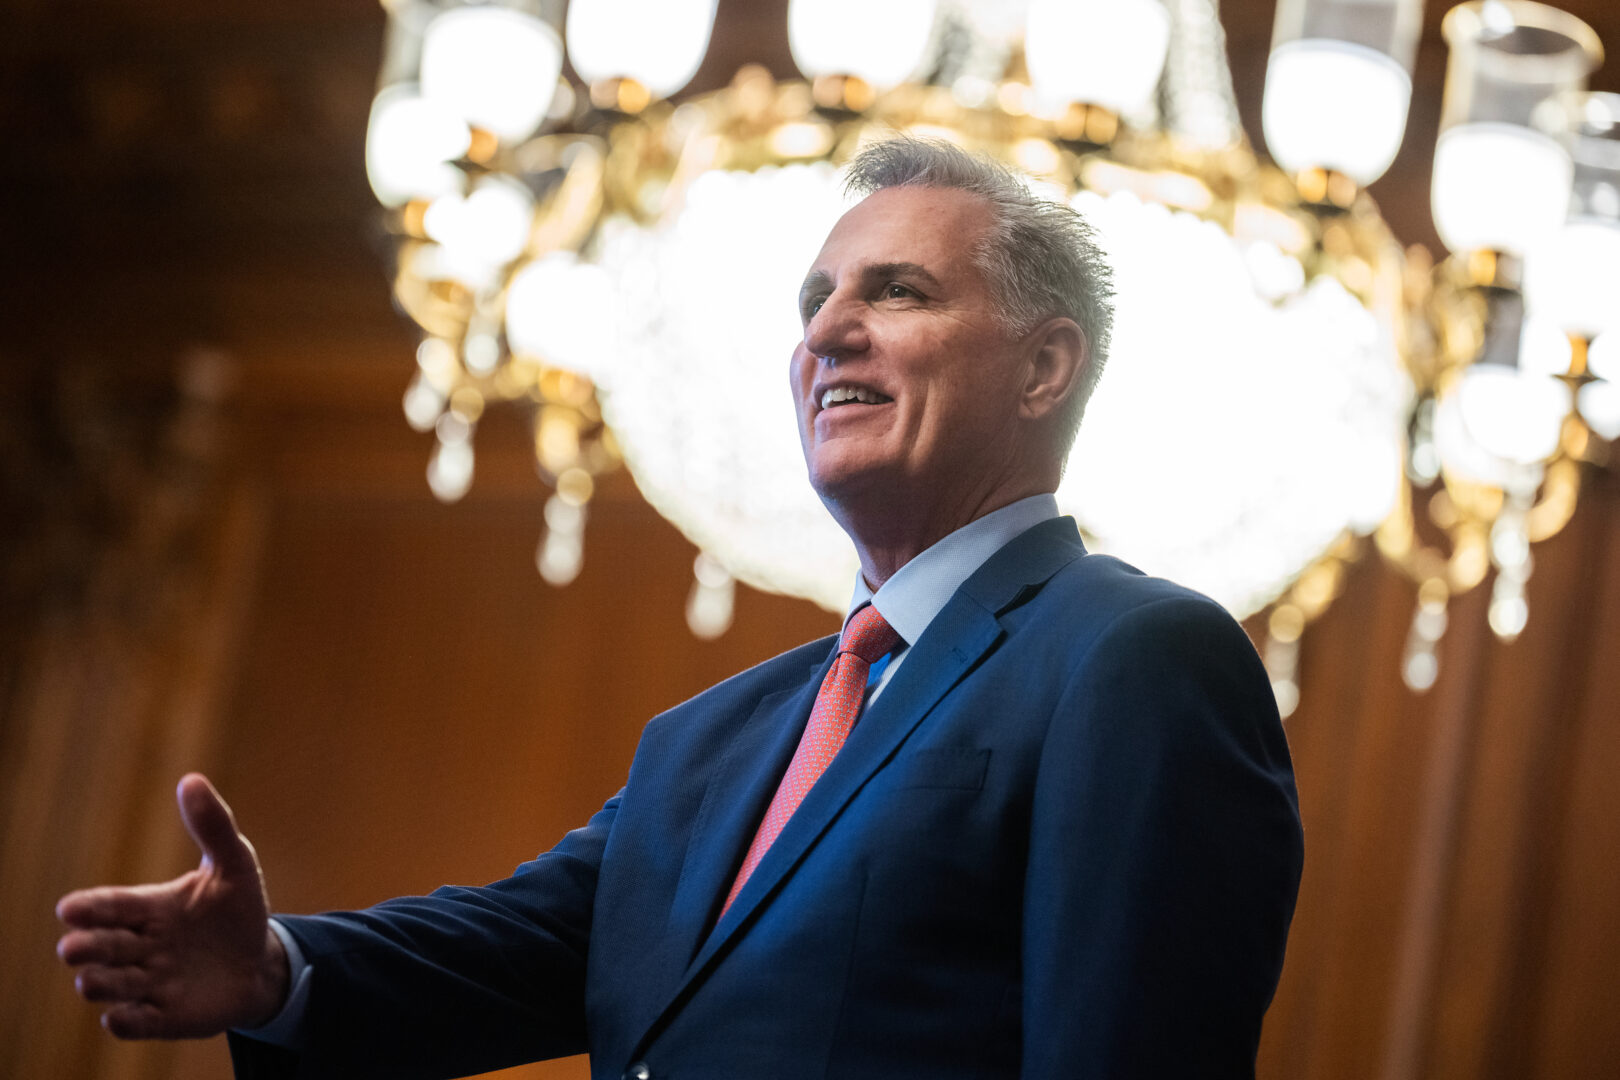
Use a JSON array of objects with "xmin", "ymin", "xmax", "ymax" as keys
[{"xmin": 817, "ymin": 384, "xmax": 894, "ymax": 411}]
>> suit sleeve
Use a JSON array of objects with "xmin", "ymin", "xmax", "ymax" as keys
[
  {"xmin": 1021, "ymin": 597, "xmax": 1304, "ymax": 1079},
  {"xmin": 229, "ymin": 791, "xmax": 620, "ymax": 1080}
]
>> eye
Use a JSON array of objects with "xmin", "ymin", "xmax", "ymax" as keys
[{"xmin": 882, "ymin": 282, "xmax": 918, "ymax": 301}]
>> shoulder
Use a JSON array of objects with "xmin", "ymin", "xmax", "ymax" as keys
[
  {"xmin": 1012, "ymin": 556, "xmax": 1293, "ymax": 837},
  {"xmin": 700, "ymin": 632, "xmax": 838, "ymax": 699},
  {"xmin": 1008, "ymin": 550, "xmax": 1260, "ymax": 677},
  {"xmin": 961, "ymin": 516, "xmax": 1249, "ymax": 660},
  {"xmin": 1027, "ymin": 557, "xmax": 1287, "ymax": 786},
  {"xmin": 639, "ymin": 632, "xmax": 835, "ymax": 735}
]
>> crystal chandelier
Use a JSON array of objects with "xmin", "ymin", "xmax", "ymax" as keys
[{"xmin": 364, "ymin": 0, "xmax": 1615, "ymax": 706}]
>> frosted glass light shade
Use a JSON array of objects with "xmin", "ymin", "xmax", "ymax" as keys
[
  {"xmin": 1263, "ymin": 40, "xmax": 1412, "ymax": 183},
  {"xmin": 1591, "ymin": 331, "xmax": 1620, "ymax": 381},
  {"xmin": 1432, "ymin": 1, "xmax": 1601, "ymax": 253},
  {"xmin": 1523, "ymin": 92, "xmax": 1620, "ymax": 337},
  {"xmin": 1524, "ymin": 220, "xmax": 1620, "ymax": 337},
  {"xmin": 1431, "ymin": 123, "xmax": 1572, "ymax": 254},
  {"xmin": 1580, "ymin": 328, "xmax": 1620, "ymax": 438},
  {"xmin": 1514, "ymin": 315, "xmax": 1574, "ymax": 377},
  {"xmin": 1437, "ymin": 2, "xmax": 1602, "ymax": 132},
  {"xmin": 422, "ymin": 175, "xmax": 536, "ymax": 279},
  {"xmin": 1025, "ymin": 0, "xmax": 1172, "ymax": 116},
  {"xmin": 567, "ymin": 0, "xmax": 718, "ymax": 99},
  {"xmin": 1580, "ymin": 332, "xmax": 1620, "ymax": 439},
  {"xmin": 365, "ymin": 84, "xmax": 472, "ymax": 207},
  {"xmin": 787, "ymin": 0, "xmax": 938, "ymax": 90},
  {"xmin": 1451, "ymin": 365, "xmax": 1569, "ymax": 466},
  {"xmin": 1270, "ymin": 0, "xmax": 1424, "ymax": 53},
  {"xmin": 1579, "ymin": 381, "xmax": 1620, "ymax": 439},
  {"xmin": 1262, "ymin": 0, "xmax": 1423, "ymax": 183},
  {"xmin": 506, "ymin": 252, "xmax": 621, "ymax": 383},
  {"xmin": 420, "ymin": 5, "xmax": 562, "ymax": 141}
]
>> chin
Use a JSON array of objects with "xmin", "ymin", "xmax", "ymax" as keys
[{"xmin": 806, "ymin": 453, "xmax": 892, "ymax": 505}]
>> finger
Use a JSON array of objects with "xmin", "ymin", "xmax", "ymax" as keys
[
  {"xmin": 177, "ymin": 773, "xmax": 254, "ymax": 876},
  {"xmin": 58, "ymin": 927, "xmax": 152, "ymax": 967},
  {"xmin": 76, "ymin": 964, "xmax": 152, "ymax": 1004},
  {"xmin": 56, "ymin": 886, "xmax": 161, "ymax": 930},
  {"xmin": 102, "ymin": 1001, "xmax": 164, "ymax": 1041}
]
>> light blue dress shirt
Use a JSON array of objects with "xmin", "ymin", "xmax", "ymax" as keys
[{"xmin": 854, "ymin": 493, "xmax": 1059, "ymax": 704}]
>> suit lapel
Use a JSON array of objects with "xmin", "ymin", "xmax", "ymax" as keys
[
  {"xmin": 611, "ymin": 650, "xmax": 832, "ymax": 1057},
  {"xmin": 661, "ymin": 653, "xmax": 831, "ymax": 965}
]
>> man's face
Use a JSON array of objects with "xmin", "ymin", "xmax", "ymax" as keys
[{"xmin": 790, "ymin": 185, "xmax": 1030, "ymax": 509}]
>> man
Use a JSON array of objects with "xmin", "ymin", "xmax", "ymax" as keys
[{"xmin": 58, "ymin": 139, "xmax": 1304, "ymax": 1078}]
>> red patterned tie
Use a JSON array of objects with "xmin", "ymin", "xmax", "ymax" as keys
[{"xmin": 720, "ymin": 604, "xmax": 903, "ymax": 918}]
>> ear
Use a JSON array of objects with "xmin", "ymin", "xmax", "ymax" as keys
[{"xmin": 1017, "ymin": 317, "xmax": 1089, "ymax": 423}]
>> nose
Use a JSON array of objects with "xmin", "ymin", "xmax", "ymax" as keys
[{"xmin": 802, "ymin": 290, "xmax": 869, "ymax": 363}]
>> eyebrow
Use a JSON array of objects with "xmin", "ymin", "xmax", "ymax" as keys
[
  {"xmin": 798, "ymin": 261, "xmax": 945, "ymax": 313},
  {"xmin": 799, "ymin": 270, "xmax": 833, "ymax": 313}
]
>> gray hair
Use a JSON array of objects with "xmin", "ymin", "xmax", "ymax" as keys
[{"xmin": 842, "ymin": 137, "xmax": 1115, "ymax": 446}]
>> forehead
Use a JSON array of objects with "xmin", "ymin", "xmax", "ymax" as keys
[{"xmin": 810, "ymin": 185, "xmax": 993, "ymax": 281}]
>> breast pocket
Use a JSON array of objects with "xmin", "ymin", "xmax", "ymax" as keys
[{"xmin": 887, "ymin": 746, "xmax": 992, "ymax": 790}]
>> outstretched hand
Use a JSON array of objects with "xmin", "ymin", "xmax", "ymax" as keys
[{"xmin": 56, "ymin": 773, "xmax": 290, "ymax": 1040}]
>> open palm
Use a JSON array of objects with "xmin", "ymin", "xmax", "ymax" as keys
[{"xmin": 56, "ymin": 774, "xmax": 289, "ymax": 1039}]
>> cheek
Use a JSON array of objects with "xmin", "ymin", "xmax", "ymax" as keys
[{"xmin": 788, "ymin": 348, "xmax": 814, "ymax": 404}]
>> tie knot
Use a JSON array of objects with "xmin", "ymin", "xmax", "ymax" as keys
[{"xmin": 841, "ymin": 604, "xmax": 903, "ymax": 664}]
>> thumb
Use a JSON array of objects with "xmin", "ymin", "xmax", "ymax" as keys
[{"xmin": 177, "ymin": 773, "xmax": 255, "ymax": 876}]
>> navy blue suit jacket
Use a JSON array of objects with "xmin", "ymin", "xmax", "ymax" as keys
[{"xmin": 230, "ymin": 517, "xmax": 1303, "ymax": 1079}]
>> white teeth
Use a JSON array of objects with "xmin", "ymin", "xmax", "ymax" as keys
[{"xmin": 820, "ymin": 386, "xmax": 888, "ymax": 408}]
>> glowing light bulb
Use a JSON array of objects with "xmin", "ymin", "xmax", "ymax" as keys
[
  {"xmin": 422, "ymin": 176, "xmax": 535, "ymax": 276},
  {"xmin": 1025, "ymin": 0, "xmax": 1171, "ymax": 116},
  {"xmin": 567, "ymin": 0, "xmax": 718, "ymax": 99},
  {"xmin": 420, "ymin": 4, "xmax": 561, "ymax": 141},
  {"xmin": 1578, "ymin": 381, "xmax": 1620, "ymax": 439},
  {"xmin": 428, "ymin": 423, "xmax": 475, "ymax": 504},
  {"xmin": 1590, "ymin": 331, "xmax": 1620, "ymax": 380},
  {"xmin": 1524, "ymin": 219, "xmax": 1620, "ymax": 337},
  {"xmin": 506, "ymin": 253, "xmax": 620, "ymax": 384},
  {"xmin": 788, "ymin": 0, "xmax": 937, "ymax": 90},
  {"xmin": 1263, "ymin": 41, "xmax": 1411, "ymax": 184},
  {"xmin": 365, "ymin": 85, "xmax": 471, "ymax": 207},
  {"xmin": 1515, "ymin": 316, "xmax": 1575, "ymax": 377},
  {"xmin": 1432, "ymin": 124, "xmax": 1573, "ymax": 255},
  {"xmin": 1452, "ymin": 366, "xmax": 1569, "ymax": 466}
]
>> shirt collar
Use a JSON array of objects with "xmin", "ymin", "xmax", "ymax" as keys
[{"xmin": 845, "ymin": 493, "xmax": 1061, "ymax": 646}]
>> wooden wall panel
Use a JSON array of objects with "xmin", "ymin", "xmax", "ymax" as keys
[
  {"xmin": 0, "ymin": 484, "xmax": 268, "ymax": 1080},
  {"xmin": 1424, "ymin": 503, "xmax": 1601, "ymax": 1080},
  {"xmin": 1530, "ymin": 483, "xmax": 1620, "ymax": 1079},
  {"xmin": 1252, "ymin": 474, "xmax": 1620, "ymax": 1080}
]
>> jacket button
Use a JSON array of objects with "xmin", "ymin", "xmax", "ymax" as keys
[{"xmin": 623, "ymin": 1064, "xmax": 652, "ymax": 1080}]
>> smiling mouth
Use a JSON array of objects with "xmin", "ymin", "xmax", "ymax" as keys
[{"xmin": 819, "ymin": 386, "xmax": 893, "ymax": 409}]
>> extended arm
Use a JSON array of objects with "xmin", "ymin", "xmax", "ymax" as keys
[
  {"xmin": 1021, "ymin": 597, "xmax": 1304, "ymax": 1078},
  {"xmin": 229, "ymin": 792, "xmax": 620, "ymax": 1080},
  {"xmin": 58, "ymin": 774, "xmax": 618, "ymax": 1080}
]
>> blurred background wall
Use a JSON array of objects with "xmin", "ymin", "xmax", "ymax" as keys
[{"xmin": 2, "ymin": 1, "xmax": 1618, "ymax": 1078}]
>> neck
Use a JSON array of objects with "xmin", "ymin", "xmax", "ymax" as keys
[{"xmin": 837, "ymin": 476, "xmax": 1055, "ymax": 590}]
